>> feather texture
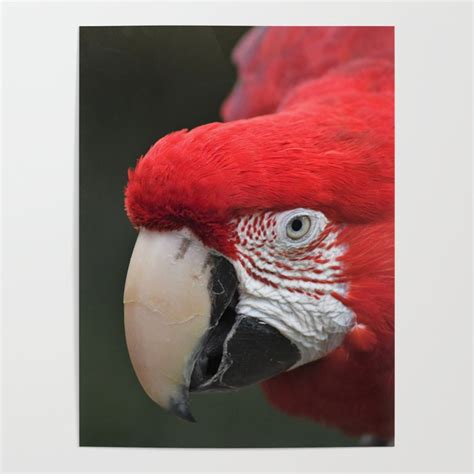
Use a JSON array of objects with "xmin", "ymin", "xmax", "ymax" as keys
[{"xmin": 125, "ymin": 26, "xmax": 394, "ymax": 440}]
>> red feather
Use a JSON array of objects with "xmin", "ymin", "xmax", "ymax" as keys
[
  {"xmin": 262, "ymin": 220, "xmax": 394, "ymax": 439},
  {"xmin": 221, "ymin": 26, "xmax": 394, "ymax": 120},
  {"xmin": 125, "ymin": 26, "xmax": 394, "ymax": 440}
]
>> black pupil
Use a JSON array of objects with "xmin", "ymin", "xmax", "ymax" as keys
[{"xmin": 291, "ymin": 218, "xmax": 303, "ymax": 232}]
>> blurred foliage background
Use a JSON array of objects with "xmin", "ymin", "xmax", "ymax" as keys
[{"xmin": 79, "ymin": 26, "xmax": 357, "ymax": 448}]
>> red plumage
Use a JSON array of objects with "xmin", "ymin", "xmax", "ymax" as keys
[
  {"xmin": 221, "ymin": 26, "xmax": 394, "ymax": 120},
  {"xmin": 262, "ymin": 220, "xmax": 394, "ymax": 439},
  {"xmin": 125, "ymin": 27, "xmax": 394, "ymax": 440}
]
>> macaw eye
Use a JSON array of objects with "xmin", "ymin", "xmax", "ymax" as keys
[
  {"xmin": 277, "ymin": 209, "xmax": 327, "ymax": 246},
  {"xmin": 286, "ymin": 215, "xmax": 311, "ymax": 240}
]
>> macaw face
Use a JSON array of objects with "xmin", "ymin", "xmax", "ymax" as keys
[
  {"xmin": 124, "ymin": 206, "xmax": 355, "ymax": 421},
  {"xmin": 122, "ymin": 63, "xmax": 393, "ymax": 421}
]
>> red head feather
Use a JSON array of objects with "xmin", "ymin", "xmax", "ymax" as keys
[{"xmin": 125, "ymin": 57, "xmax": 393, "ymax": 244}]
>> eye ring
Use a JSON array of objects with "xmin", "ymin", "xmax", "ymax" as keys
[{"xmin": 286, "ymin": 215, "xmax": 311, "ymax": 240}]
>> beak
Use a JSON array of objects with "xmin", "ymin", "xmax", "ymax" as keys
[{"xmin": 124, "ymin": 228, "xmax": 300, "ymax": 421}]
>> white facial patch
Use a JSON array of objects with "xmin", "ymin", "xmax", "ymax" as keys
[{"xmin": 231, "ymin": 209, "xmax": 355, "ymax": 367}]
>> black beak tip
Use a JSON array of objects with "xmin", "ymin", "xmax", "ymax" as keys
[{"xmin": 168, "ymin": 392, "xmax": 196, "ymax": 423}]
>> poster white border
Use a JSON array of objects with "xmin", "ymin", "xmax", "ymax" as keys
[{"xmin": 1, "ymin": 1, "xmax": 472, "ymax": 472}]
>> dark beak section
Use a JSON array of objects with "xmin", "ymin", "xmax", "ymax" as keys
[
  {"xmin": 190, "ymin": 309, "xmax": 300, "ymax": 392},
  {"xmin": 191, "ymin": 262, "xmax": 300, "ymax": 393}
]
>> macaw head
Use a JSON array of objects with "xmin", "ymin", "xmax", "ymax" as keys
[{"xmin": 123, "ymin": 61, "xmax": 393, "ymax": 422}]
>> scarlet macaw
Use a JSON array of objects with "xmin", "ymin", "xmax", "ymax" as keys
[{"xmin": 123, "ymin": 26, "xmax": 394, "ymax": 442}]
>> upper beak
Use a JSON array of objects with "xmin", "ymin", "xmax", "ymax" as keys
[{"xmin": 124, "ymin": 228, "xmax": 300, "ymax": 421}]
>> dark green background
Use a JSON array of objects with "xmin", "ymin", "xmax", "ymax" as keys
[{"xmin": 79, "ymin": 26, "xmax": 357, "ymax": 448}]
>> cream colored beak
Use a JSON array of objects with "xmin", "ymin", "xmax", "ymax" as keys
[
  {"xmin": 123, "ymin": 228, "xmax": 213, "ymax": 421},
  {"xmin": 124, "ymin": 228, "xmax": 301, "ymax": 421}
]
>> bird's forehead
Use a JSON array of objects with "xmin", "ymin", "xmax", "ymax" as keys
[{"xmin": 125, "ymin": 103, "xmax": 393, "ymax": 236}]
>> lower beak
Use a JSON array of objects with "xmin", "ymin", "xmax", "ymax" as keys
[{"xmin": 124, "ymin": 229, "xmax": 300, "ymax": 421}]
